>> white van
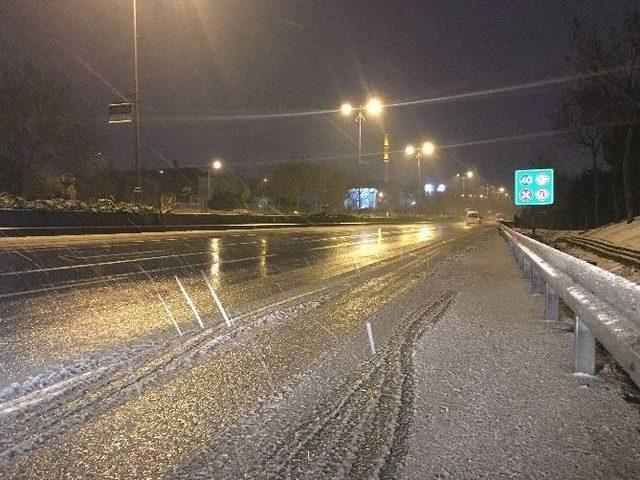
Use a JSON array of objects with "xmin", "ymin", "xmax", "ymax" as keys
[{"xmin": 466, "ymin": 210, "xmax": 481, "ymax": 225}]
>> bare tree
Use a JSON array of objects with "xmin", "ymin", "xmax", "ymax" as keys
[
  {"xmin": 572, "ymin": 13, "xmax": 640, "ymax": 223},
  {"xmin": 557, "ymin": 83, "xmax": 606, "ymax": 226}
]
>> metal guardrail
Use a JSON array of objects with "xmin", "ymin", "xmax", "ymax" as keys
[
  {"xmin": 555, "ymin": 235, "xmax": 640, "ymax": 268},
  {"xmin": 500, "ymin": 225, "xmax": 640, "ymax": 387}
]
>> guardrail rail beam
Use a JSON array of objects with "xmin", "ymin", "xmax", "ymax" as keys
[{"xmin": 499, "ymin": 225, "xmax": 640, "ymax": 387}]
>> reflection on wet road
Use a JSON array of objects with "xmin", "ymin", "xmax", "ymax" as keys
[
  {"xmin": 0, "ymin": 223, "xmax": 469, "ymax": 384},
  {"xmin": 0, "ymin": 222, "xmax": 483, "ymax": 479}
]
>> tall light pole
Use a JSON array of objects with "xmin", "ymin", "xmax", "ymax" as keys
[
  {"xmin": 132, "ymin": 0, "xmax": 142, "ymax": 199},
  {"xmin": 456, "ymin": 170, "xmax": 474, "ymax": 194},
  {"xmin": 208, "ymin": 159, "xmax": 223, "ymax": 205},
  {"xmin": 405, "ymin": 141, "xmax": 436, "ymax": 202},
  {"xmin": 340, "ymin": 98, "xmax": 383, "ymax": 210}
]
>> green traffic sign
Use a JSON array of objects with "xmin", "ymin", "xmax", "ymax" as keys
[{"xmin": 514, "ymin": 168, "xmax": 554, "ymax": 206}]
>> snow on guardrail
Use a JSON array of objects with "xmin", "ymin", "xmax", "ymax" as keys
[{"xmin": 500, "ymin": 224, "xmax": 640, "ymax": 388}]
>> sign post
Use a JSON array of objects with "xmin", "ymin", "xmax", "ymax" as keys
[{"xmin": 514, "ymin": 168, "xmax": 554, "ymax": 206}]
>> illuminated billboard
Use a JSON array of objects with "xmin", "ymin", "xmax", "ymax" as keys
[{"xmin": 344, "ymin": 188, "xmax": 378, "ymax": 210}]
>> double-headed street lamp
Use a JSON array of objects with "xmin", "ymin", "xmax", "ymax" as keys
[
  {"xmin": 340, "ymin": 98, "xmax": 384, "ymax": 209},
  {"xmin": 405, "ymin": 141, "xmax": 436, "ymax": 201},
  {"xmin": 456, "ymin": 170, "xmax": 474, "ymax": 194}
]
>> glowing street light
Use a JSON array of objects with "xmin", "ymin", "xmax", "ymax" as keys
[
  {"xmin": 365, "ymin": 98, "xmax": 383, "ymax": 116},
  {"xmin": 422, "ymin": 141, "xmax": 436, "ymax": 156},
  {"xmin": 339, "ymin": 97, "xmax": 385, "ymax": 209},
  {"xmin": 262, "ymin": 177, "xmax": 268, "ymax": 183},
  {"xmin": 499, "ymin": 186, "xmax": 505, "ymax": 193},
  {"xmin": 208, "ymin": 159, "xmax": 223, "ymax": 204},
  {"xmin": 437, "ymin": 183, "xmax": 446, "ymax": 193},
  {"xmin": 405, "ymin": 141, "xmax": 436, "ymax": 201},
  {"xmin": 340, "ymin": 103, "xmax": 354, "ymax": 116},
  {"xmin": 456, "ymin": 170, "xmax": 474, "ymax": 194}
]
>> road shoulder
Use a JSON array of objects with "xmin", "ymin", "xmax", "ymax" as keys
[{"xmin": 404, "ymin": 231, "xmax": 640, "ymax": 479}]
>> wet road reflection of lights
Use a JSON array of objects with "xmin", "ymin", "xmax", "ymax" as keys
[
  {"xmin": 258, "ymin": 238, "xmax": 268, "ymax": 278},
  {"xmin": 208, "ymin": 238, "xmax": 221, "ymax": 282},
  {"xmin": 0, "ymin": 223, "xmax": 474, "ymax": 387},
  {"xmin": 0, "ymin": 222, "xmax": 491, "ymax": 479},
  {"xmin": 418, "ymin": 226, "xmax": 435, "ymax": 242}
]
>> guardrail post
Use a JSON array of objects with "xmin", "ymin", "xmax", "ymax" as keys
[
  {"xmin": 544, "ymin": 284, "xmax": 559, "ymax": 321},
  {"xmin": 531, "ymin": 268, "xmax": 544, "ymax": 295},
  {"xmin": 523, "ymin": 259, "xmax": 532, "ymax": 280},
  {"xmin": 574, "ymin": 315, "xmax": 595, "ymax": 376}
]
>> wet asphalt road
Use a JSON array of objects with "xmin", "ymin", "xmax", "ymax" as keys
[
  {"xmin": 0, "ymin": 222, "xmax": 482, "ymax": 479},
  {"xmin": 0, "ymin": 222, "xmax": 472, "ymax": 386}
]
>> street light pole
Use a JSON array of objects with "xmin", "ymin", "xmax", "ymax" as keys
[
  {"xmin": 340, "ymin": 99, "xmax": 383, "ymax": 212},
  {"xmin": 208, "ymin": 159, "xmax": 222, "ymax": 207},
  {"xmin": 132, "ymin": 0, "xmax": 142, "ymax": 199},
  {"xmin": 416, "ymin": 152, "xmax": 423, "ymax": 198},
  {"xmin": 356, "ymin": 110, "xmax": 364, "ymax": 210},
  {"xmin": 405, "ymin": 142, "xmax": 435, "ymax": 206}
]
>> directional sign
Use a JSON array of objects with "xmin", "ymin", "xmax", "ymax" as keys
[
  {"xmin": 514, "ymin": 168, "xmax": 554, "ymax": 206},
  {"xmin": 108, "ymin": 103, "xmax": 133, "ymax": 124}
]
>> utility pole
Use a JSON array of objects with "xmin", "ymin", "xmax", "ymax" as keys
[{"xmin": 132, "ymin": 0, "xmax": 142, "ymax": 199}]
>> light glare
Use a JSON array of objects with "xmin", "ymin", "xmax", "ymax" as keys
[
  {"xmin": 366, "ymin": 98, "xmax": 383, "ymax": 116},
  {"xmin": 422, "ymin": 141, "xmax": 436, "ymax": 156},
  {"xmin": 405, "ymin": 144, "xmax": 415, "ymax": 156},
  {"xmin": 341, "ymin": 103, "xmax": 353, "ymax": 116}
]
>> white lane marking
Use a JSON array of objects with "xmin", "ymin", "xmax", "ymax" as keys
[
  {"xmin": 0, "ymin": 252, "xmax": 277, "ymax": 277},
  {"xmin": 0, "ymin": 254, "xmax": 277, "ymax": 300},
  {"xmin": 366, "ymin": 321, "xmax": 376, "ymax": 355},
  {"xmin": 201, "ymin": 271, "xmax": 232, "ymax": 327},
  {"xmin": 175, "ymin": 275, "xmax": 204, "ymax": 329},
  {"xmin": 74, "ymin": 249, "xmax": 166, "ymax": 260},
  {"xmin": 310, "ymin": 239, "xmax": 380, "ymax": 251}
]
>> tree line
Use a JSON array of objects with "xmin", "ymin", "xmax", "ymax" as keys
[{"xmin": 545, "ymin": 9, "xmax": 640, "ymax": 228}]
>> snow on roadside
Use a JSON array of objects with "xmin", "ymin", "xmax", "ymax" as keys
[{"xmin": 586, "ymin": 215, "xmax": 640, "ymax": 249}]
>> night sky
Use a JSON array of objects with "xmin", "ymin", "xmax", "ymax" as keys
[{"xmin": 2, "ymin": 0, "xmax": 637, "ymax": 188}]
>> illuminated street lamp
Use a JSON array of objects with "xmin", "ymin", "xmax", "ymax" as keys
[
  {"xmin": 405, "ymin": 141, "xmax": 436, "ymax": 200},
  {"xmin": 208, "ymin": 159, "xmax": 223, "ymax": 203},
  {"xmin": 456, "ymin": 170, "xmax": 474, "ymax": 194},
  {"xmin": 365, "ymin": 98, "xmax": 383, "ymax": 116},
  {"xmin": 340, "ymin": 97, "xmax": 384, "ymax": 209},
  {"xmin": 499, "ymin": 186, "xmax": 505, "ymax": 193}
]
